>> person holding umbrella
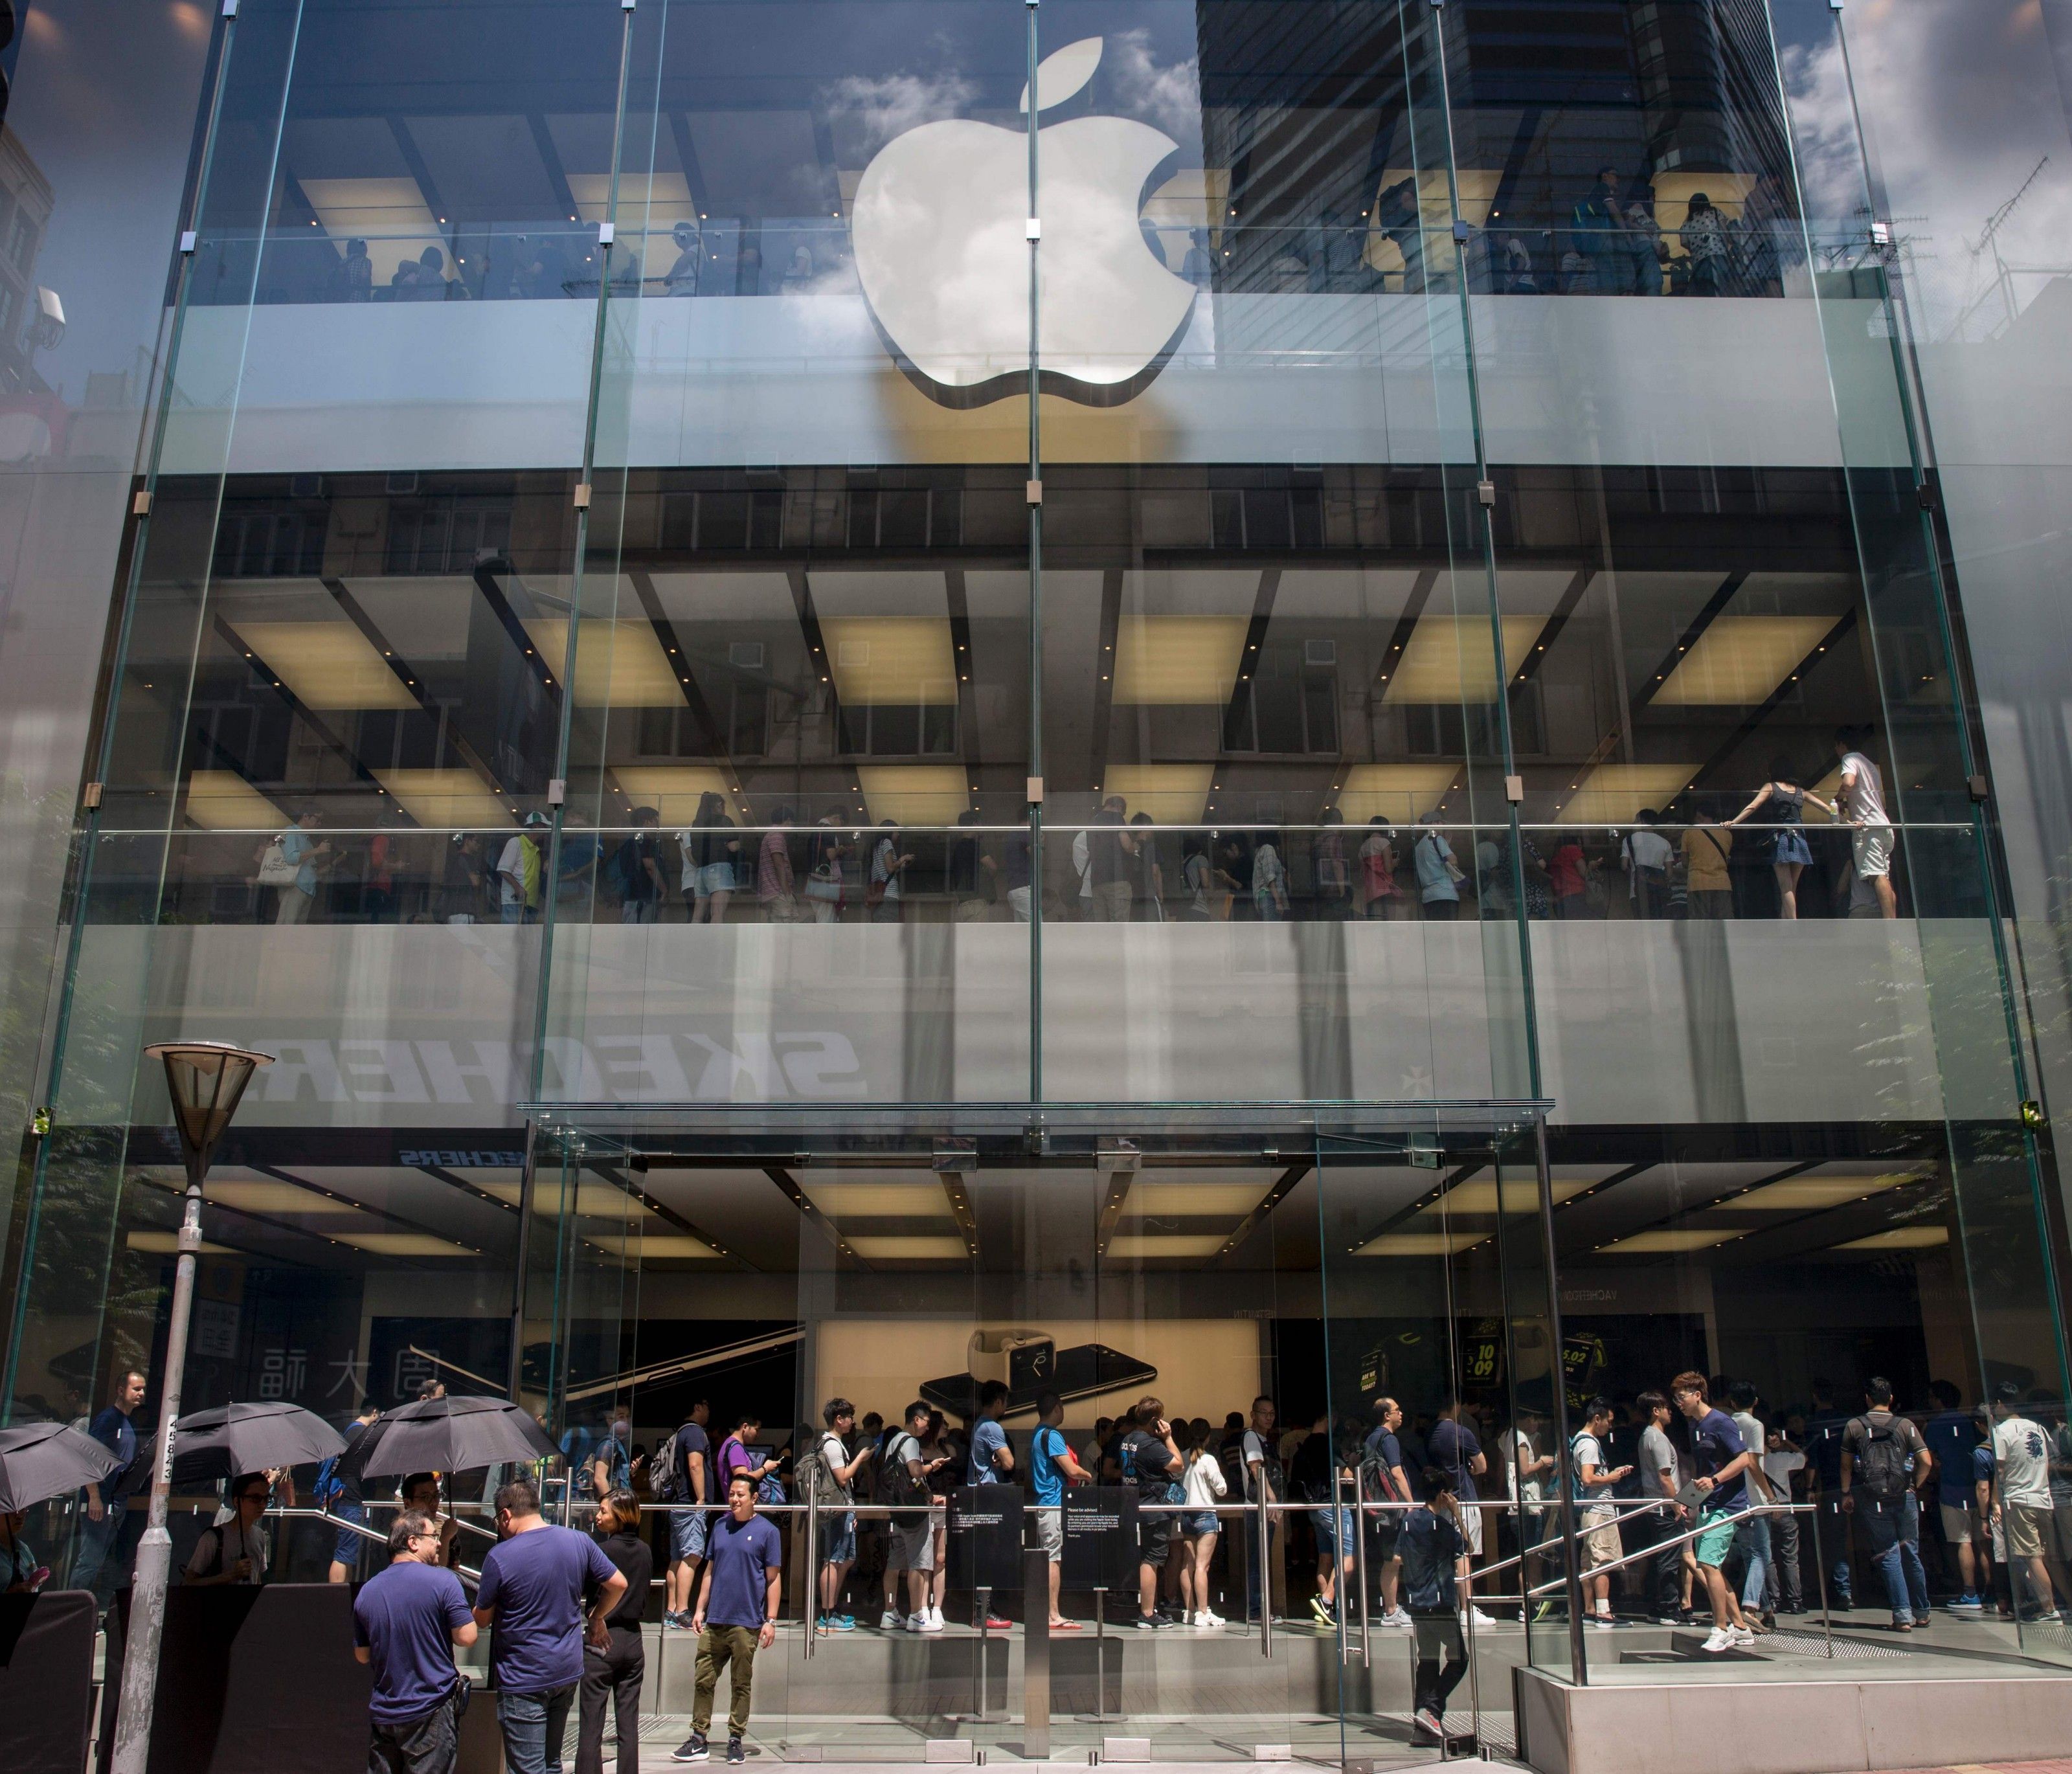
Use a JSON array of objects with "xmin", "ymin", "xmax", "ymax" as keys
[
  {"xmin": 1, "ymin": 1505, "xmax": 46, "ymax": 1591},
  {"xmin": 0, "ymin": 1417, "xmax": 120, "ymax": 1594},
  {"xmin": 185, "ymin": 1472, "xmax": 270, "ymax": 1586}
]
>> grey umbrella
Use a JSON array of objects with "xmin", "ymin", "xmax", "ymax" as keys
[
  {"xmin": 343, "ymin": 1394, "xmax": 557, "ymax": 1481},
  {"xmin": 166, "ymin": 1400, "xmax": 346, "ymax": 1483},
  {"xmin": 0, "ymin": 1420, "xmax": 120, "ymax": 1512}
]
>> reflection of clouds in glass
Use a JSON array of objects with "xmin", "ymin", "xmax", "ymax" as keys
[
  {"xmin": 822, "ymin": 67, "xmax": 981, "ymax": 162},
  {"xmin": 1786, "ymin": 1, "xmax": 2072, "ymax": 335},
  {"xmin": 1105, "ymin": 28, "xmax": 1200, "ymax": 148}
]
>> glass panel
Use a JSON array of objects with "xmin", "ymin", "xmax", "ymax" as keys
[
  {"xmin": 543, "ymin": 0, "xmax": 1036, "ymax": 1112},
  {"xmin": 536, "ymin": 1104, "xmax": 1337, "ymax": 1761}
]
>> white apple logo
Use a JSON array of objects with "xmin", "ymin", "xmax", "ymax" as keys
[{"xmin": 850, "ymin": 36, "xmax": 1199, "ymax": 409}]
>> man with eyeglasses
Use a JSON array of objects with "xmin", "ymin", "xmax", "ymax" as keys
[
  {"xmin": 354, "ymin": 1509, "xmax": 480, "ymax": 1774},
  {"xmin": 185, "ymin": 1473, "xmax": 272, "ymax": 1587}
]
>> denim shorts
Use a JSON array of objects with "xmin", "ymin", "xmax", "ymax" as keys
[
  {"xmin": 1314, "ymin": 1505, "xmax": 1355, "ymax": 1553},
  {"xmin": 671, "ymin": 1507, "xmax": 709, "ymax": 1562},
  {"xmin": 697, "ymin": 862, "xmax": 735, "ymax": 896},
  {"xmin": 822, "ymin": 1509, "xmax": 857, "ymax": 1566},
  {"xmin": 332, "ymin": 1502, "xmax": 366, "ymax": 1568},
  {"xmin": 1184, "ymin": 1510, "xmax": 1220, "ymax": 1538}
]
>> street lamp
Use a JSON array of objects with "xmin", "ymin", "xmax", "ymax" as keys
[{"xmin": 110, "ymin": 1041, "xmax": 273, "ymax": 1774}]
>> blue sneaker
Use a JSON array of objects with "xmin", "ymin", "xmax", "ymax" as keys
[{"xmin": 832, "ymin": 1612, "xmax": 856, "ymax": 1631}]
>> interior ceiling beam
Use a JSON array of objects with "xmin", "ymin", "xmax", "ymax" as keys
[
  {"xmin": 1634, "ymin": 571, "xmax": 1748, "ymax": 711},
  {"xmin": 627, "ymin": 565, "xmax": 732, "ymax": 754},
  {"xmin": 1220, "ymin": 568, "xmax": 1280, "ymax": 753},
  {"xmin": 470, "ymin": 556, "xmax": 563, "ymax": 701},
  {"xmin": 211, "ymin": 614, "xmax": 400, "ymax": 808},
  {"xmin": 414, "ymin": 1163, "xmax": 522, "ymax": 1215},
  {"xmin": 256, "ymin": 1163, "xmax": 482, "ymax": 1250},
  {"xmin": 760, "ymin": 1165, "xmax": 868, "ymax": 1268},
  {"xmin": 1689, "ymin": 608, "xmax": 1858, "ymax": 795},
  {"xmin": 587, "ymin": 1162, "xmax": 756, "ymax": 1270},
  {"xmin": 1213, "ymin": 1160, "xmax": 1311, "ymax": 1263}
]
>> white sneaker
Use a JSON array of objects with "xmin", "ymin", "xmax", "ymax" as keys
[
  {"xmin": 1730, "ymin": 1624, "xmax": 1755, "ymax": 1648},
  {"xmin": 1206, "ymin": 1610, "xmax": 1226, "ymax": 1627},
  {"xmin": 1464, "ymin": 1606, "xmax": 1498, "ymax": 1628},
  {"xmin": 1384, "ymin": 1608, "xmax": 1414, "ymax": 1631},
  {"xmin": 903, "ymin": 1612, "xmax": 925, "ymax": 1633},
  {"xmin": 920, "ymin": 1608, "xmax": 944, "ymax": 1634},
  {"xmin": 880, "ymin": 1609, "xmax": 901, "ymax": 1630},
  {"xmin": 1702, "ymin": 1626, "xmax": 1733, "ymax": 1654}
]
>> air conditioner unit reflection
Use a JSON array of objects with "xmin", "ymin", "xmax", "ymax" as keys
[
  {"xmin": 838, "ymin": 640, "xmax": 871, "ymax": 668},
  {"xmin": 729, "ymin": 641, "xmax": 766, "ymax": 670},
  {"xmin": 1305, "ymin": 639, "xmax": 1337, "ymax": 667}
]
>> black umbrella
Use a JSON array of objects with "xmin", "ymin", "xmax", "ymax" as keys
[
  {"xmin": 167, "ymin": 1400, "xmax": 346, "ymax": 1483},
  {"xmin": 0, "ymin": 1421, "xmax": 119, "ymax": 1512},
  {"xmin": 343, "ymin": 1395, "xmax": 557, "ymax": 1481}
]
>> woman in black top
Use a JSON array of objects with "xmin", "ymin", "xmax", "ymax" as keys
[{"xmin": 580, "ymin": 1488, "xmax": 653, "ymax": 1774}]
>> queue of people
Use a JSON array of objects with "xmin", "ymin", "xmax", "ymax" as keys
[
  {"xmin": 205, "ymin": 727, "xmax": 1906, "ymax": 928},
  {"xmin": 41, "ymin": 1359, "xmax": 2072, "ymax": 1774}
]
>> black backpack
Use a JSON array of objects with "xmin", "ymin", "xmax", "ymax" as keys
[
  {"xmin": 1852, "ymin": 1414, "xmax": 1911, "ymax": 1503},
  {"xmin": 881, "ymin": 1432, "xmax": 929, "ymax": 1510}
]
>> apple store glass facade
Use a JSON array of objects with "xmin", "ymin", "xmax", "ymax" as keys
[{"xmin": 4, "ymin": 0, "xmax": 2072, "ymax": 1757}]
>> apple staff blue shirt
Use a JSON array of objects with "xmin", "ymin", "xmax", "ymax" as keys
[
  {"xmin": 705, "ymin": 1512, "xmax": 783, "ymax": 1630},
  {"xmin": 475, "ymin": 1524, "xmax": 619, "ymax": 1694},
  {"xmin": 354, "ymin": 1560, "xmax": 473, "ymax": 1723}
]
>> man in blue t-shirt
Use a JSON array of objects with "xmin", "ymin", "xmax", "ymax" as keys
[
  {"xmin": 1426, "ymin": 1395, "xmax": 1490, "ymax": 1623},
  {"xmin": 969, "ymin": 1381, "xmax": 1013, "ymax": 1485},
  {"xmin": 473, "ymin": 1477, "xmax": 626, "ymax": 1774},
  {"xmin": 1030, "ymin": 1389, "xmax": 1090, "ymax": 1631},
  {"xmin": 666, "ymin": 1399, "xmax": 714, "ymax": 1630},
  {"xmin": 74, "ymin": 1368, "xmax": 145, "ymax": 1603},
  {"xmin": 1673, "ymin": 1372, "xmax": 1755, "ymax": 1653},
  {"xmin": 676, "ymin": 1471, "xmax": 784, "ymax": 1766},
  {"xmin": 1923, "ymin": 1379, "xmax": 1984, "ymax": 1610},
  {"xmin": 354, "ymin": 1509, "xmax": 479, "ymax": 1773}
]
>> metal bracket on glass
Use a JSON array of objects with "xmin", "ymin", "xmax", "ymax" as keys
[
  {"xmin": 220, "ymin": 0, "xmax": 237, "ymax": 16},
  {"xmin": 546, "ymin": 779, "xmax": 567, "ymax": 808},
  {"xmin": 1025, "ymin": 478, "xmax": 1042, "ymax": 506},
  {"xmin": 179, "ymin": 231, "xmax": 197, "ymax": 255},
  {"xmin": 82, "ymin": 781, "xmax": 104, "ymax": 810},
  {"xmin": 572, "ymin": 482, "xmax": 592, "ymax": 511},
  {"xmin": 1025, "ymin": 218, "xmax": 1042, "ymax": 241},
  {"xmin": 1504, "ymin": 774, "xmax": 1525, "ymax": 806},
  {"xmin": 1476, "ymin": 479, "xmax": 1496, "ymax": 508},
  {"xmin": 1917, "ymin": 482, "xmax": 1937, "ymax": 512},
  {"xmin": 1869, "ymin": 219, "xmax": 1892, "ymax": 247},
  {"xmin": 1451, "ymin": 219, "xmax": 1470, "ymax": 243},
  {"xmin": 131, "ymin": 490, "xmax": 152, "ymax": 517},
  {"xmin": 1026, "ymin": 775, "xmax": 1044, "ymax": 804},
  {"xmin": 1969, "ymin": 774, "xmax": 1991, "ymax": 805},
  {"xmin": 598, "ymin": 221, "xmax": 615, "ymax": 248}
]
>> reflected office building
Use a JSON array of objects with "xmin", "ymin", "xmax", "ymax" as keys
[{"xmin": 8, "ymin": 0, "xmax": 2072, "ymax": 1766}]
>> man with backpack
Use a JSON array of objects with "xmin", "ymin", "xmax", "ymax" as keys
[
  {"xmin": 1362, "ymin": 1396, "xmax": 1413, "ymax": 1628},
  {"xmin": 804, "ymin": 1398, "xmax": 873, "ymax": 1633},
  {"xmin": 326, "ymin": 1401, "xmax": 380, "ymax": 1584},
  {"xmin": 1030, "ymin": 1389, "xmax": 1090, "ymax": 1631},
  {"xmin": 656, "ymin": 1398, "xmax": 713, "ymax": 1631},
  {"xmin": 1840, "ymin": 1376, "xmax": 1934, "ymax": 1631},
  {"xmin": 879, "ymin": 1400, "xmax": 948, "ymax": 1631}
]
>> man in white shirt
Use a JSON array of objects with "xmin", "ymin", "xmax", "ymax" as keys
[
  {"xmin": 1835, "ymin": 726, "xmax": 1895, "ymax": 919},
  {"xmin": 1991, "ymin": 1381, "xmax": 2063, "ymax": 1619},
  {"xmin": 1620, "ymin": 810, "xmax": 1674, "ymax": 919},
  {"xmin": 1636, "ymin": 1391, "xmax": 1687, "ymax": 1623}
]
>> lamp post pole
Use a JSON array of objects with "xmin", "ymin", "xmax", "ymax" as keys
[{"xmin": 109, "ymin": 1042, "xmax": 273, "ymax": 1774}]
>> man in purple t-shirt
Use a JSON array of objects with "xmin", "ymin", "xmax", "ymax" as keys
[{"xmin": 473, "ymin": 1476, "xmax": 625, "ymax": 1774}]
